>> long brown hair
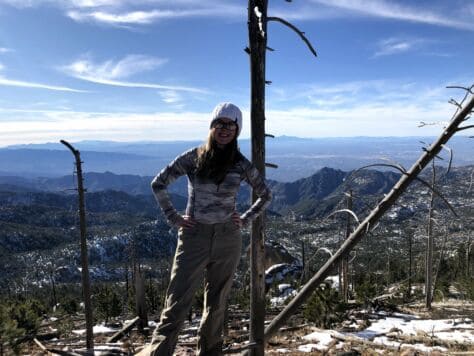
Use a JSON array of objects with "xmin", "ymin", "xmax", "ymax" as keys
[{"xmin": 195, "ymin": 131, "xmax": 241, "ymax": 184}]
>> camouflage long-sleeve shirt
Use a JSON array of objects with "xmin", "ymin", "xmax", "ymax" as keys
[{"xmin": 151, "ymin": 147, "xmax": 272, "ymax": 226}]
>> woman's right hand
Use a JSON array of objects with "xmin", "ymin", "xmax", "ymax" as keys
[{"xmin": 176, "ymin": 215, "xmax": 197, "ymax": 229}]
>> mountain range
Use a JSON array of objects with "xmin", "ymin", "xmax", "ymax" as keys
[{"xmin": 1, "ymin": 136, "xmax": 472, "ymax": 181}]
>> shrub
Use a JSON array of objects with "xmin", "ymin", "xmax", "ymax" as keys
[
  {"xmin": 94, "ymin": 285, "xmax": 122, "ymax": 323},
  {"xmin": 303, "ymin": 281, "xmax": 346, "ymax": 328},
  {"xmin": 0, "ymin": 298, "xmax": 45, "ymax": 355}
]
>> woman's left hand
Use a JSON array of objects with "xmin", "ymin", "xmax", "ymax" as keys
[{"xmin": 232, "ymin": 212, "xmax": 243, "ymax": 228}]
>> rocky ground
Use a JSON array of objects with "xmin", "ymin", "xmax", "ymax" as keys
[{"xmin": 24, "ymin": 299, "xmax": 474, "ymax": 355}]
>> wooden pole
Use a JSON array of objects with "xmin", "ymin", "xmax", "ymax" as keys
[
  {"xmin": 342, "ymin": 190, "xmax": 352, "ymax": 302},
  {"xmin": 425, "ymin": 161, "xmax": 436, "ymax": 309},
  {"xmin": 263, "ymin": 93, "xmax": 474, "ymax": 343},
  {"xmin": 60, "ymin": 140, "xmax": 94, "ymax": 352},
  {"xmin": 248, "ymin": 1, "xmax": 268, "ymax": 355}
]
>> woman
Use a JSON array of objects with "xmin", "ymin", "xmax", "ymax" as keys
[{"xmin": 144, "ymin": 102, "xmax": 272, "ymax": 356}]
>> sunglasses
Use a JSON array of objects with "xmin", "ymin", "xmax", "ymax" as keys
[{"xmin": 213, "ymin": 121, "xmax": 237, "ymax": 131}]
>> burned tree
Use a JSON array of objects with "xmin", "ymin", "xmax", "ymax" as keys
[
  {"xmin": 263, "ymin": 85, "xmax": 474, "ymax": 343},
  {"xmin": 60, "ymin": 140, "xmax": 94, "ymax": 352},
  {"xmin": 247, "ymin": 1, "xmax": 317, "ymax": 354}
]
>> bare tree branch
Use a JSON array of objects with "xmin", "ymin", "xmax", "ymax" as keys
[
  {"xmin": 414, "ymin": 176, "xmax": 457, "ymax": 217},
  {"xmin": 446, "ymin": 85, "xmax": 474, "ymax": 94},
  {"xmin": 449, "ymin": 98, "xmax": 463, "ymax": 109},
  {"xmin": 440, "ymin": 144, "xmax": 453, "ymax": 175},
  {"xmin": 468, "ymin": 168, "xmax": 474, "ymax": 194},
  {"xmin": 457, "ymin": 124, "xmax": 474, "ymax": 132},
  {"xmin": 326, "ymin": 209, "xmax": 360, "ymax": 225},
  {"xmin": 418, "ymin": 121, "xmax": 448, "ymax": 128},
  {"xmin": 353, "ymin": 163, "xmax": 407, "ymax": 175},
  {"xmin": 267, "ymin": 16, "xmax": 317, "ymax": 57},
  {"xmin": 422, "ymin": 147, "xmax": 444, "ymax": 161},
  {"xmin": 265, "ymin": 162, "xmax": 278, "ymax": 169}
]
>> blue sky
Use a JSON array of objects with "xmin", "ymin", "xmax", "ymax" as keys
[{"xmin": 0, "ymin": 0, "xmax": 473, "ymax": 146}]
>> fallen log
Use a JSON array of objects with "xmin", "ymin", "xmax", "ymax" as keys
[
  {"xmin": 106, "ymin": 316, "xmax": 140, "ymax": 343},
  {"xmin": 33, "ymin": 338, "xmax": 52, "ymax": 354},
  {"xmin": 223, "ymin": 342, "xmax": 259, "ymax": 354}
]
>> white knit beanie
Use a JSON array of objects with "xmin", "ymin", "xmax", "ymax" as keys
[{"xmin": 210, "ymin": 102, "xmax": 243, "ymax": 136}]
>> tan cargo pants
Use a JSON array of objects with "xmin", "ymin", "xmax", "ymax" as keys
[{"xmin": 148, "ymin": 220, "xmax": 242, "ymax": 356}]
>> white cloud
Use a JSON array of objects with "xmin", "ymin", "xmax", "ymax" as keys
[
  {"xmin": 309, "ymin": 0, "xmax": 474, "ymax": 31},
  {"xmin": 0, "ymin": 0, "xmax": 122, "ymax": 8},
  {"xmin": 67, "ymin": 9, "xmax": 164, "ymax": 24},
  {"xmin": 0, "ymin": 47, "xmax": 13, "ymax": 53},
  {"xmin": 269, "ymin": 79, "xmax": 432, "ymax": 109},
  {"xmin": 71, "ymin": 75, "xmax": 207, "ymax": 93},
  {"xmin": 160, "ymin": 90, "xmax": 183, "ymax": 104},
  {"xmin": 65, "ymin": 55, "xmax": 167, "ymax": 80},
  {"xmin": 0, "ymin": 82, "xmax": 458, "ymax": 146},
  {"xmin": 63, "ymin": 55, "xmax": 208, "ymax": 93},
  {"xmin": 373, "ymin": 37, "xmax": 426, "ymax": 57},
  {"xmin": 3, "ymin": 0, "xmax": 473, "ymax": 30},
  {"xmin": 0, "ymin": 76, "xmax": 87, "ymax": 92},
  {"xmin": 0, "ymin": 109, "xmax": 211, "ymax": 146},
  {"xmin": 0, "ymin": 63, "xmax": 4, "ymax": 71},
  {"xmin": 265, "ymin": 79, "xmax": 465, "ymax": 137},
  {"xmin": 67, "ymin": 5, "xmax": 241, "ymax": 25}
]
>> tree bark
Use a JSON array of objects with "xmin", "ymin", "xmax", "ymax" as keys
[
  {"xmin": 248, "ymin": 1, "xmax": 268, "ymax": 355},
  {"xmin": 60, "ymin": 140, "xmax": 94, "ymax": 352},
  {"xmin": 425, "ymin": 161, "xmax": 436, "ymax": 309}
]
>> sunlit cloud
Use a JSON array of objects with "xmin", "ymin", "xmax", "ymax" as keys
[
  {"xmin": 63, "ymin": 55, "xmax": 208, "ymax": 93},
  {"xmin": 0, "ymin": 77, "xmax": 87, "ymax": 92},
  {"xmin": 0, "ymin": 81, "xmax": 457, "ymax": 146},
  {"xmin": 0, "ymin": 109, "xmax": 211, "ymax": 146},
  {"xmin": 67, "ymin": 5, "xmax": 241, "ymax": 25},
  {"xmin": 67, "ymin": 9, "xmax": 164, "ymax": 24},
  {"xmin": 309, "ymin": 0, "xmax": 474, "ymax": 30}
]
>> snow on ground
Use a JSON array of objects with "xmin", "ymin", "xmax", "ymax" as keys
[
  {"xmin": 72, "ymin": 324, "xmax": 117, "ymax": 335},
  {"xmin": 299, "ymin": 313, "xmax": 473, "ymax": 353},
  {"xmin": 355, "ymin": 315, "xmax": 473, "ymax": 342},
  {"xmin": 302, "ymin": 330, "xmax": 342, "ymax": 351},
  {"xmin": 298, "ymin": 343, "xmax": 322, "ymax": 353}
]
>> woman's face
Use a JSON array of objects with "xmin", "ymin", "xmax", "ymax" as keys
[{"xmin": 211, "ymin": 118, "xmax": 237, "ymax": 147}]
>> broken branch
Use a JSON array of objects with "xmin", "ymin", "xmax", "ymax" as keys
[{"xmin": 267, "ymin": 16, "xmax": 317, "ymax": 57}]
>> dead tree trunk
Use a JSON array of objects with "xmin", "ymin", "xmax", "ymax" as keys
[
  {"xmin": 406, "ymin": 229, "xmax": 413, "ymax": 301},
  {"xmin": 425, "ymin": 161, "xmax": 436, "ymax": 309},
  {"xmin": 263, "ymin": 89, "xmax": 474, "ymax": 343},
  {"xmin": 468, "ymin": 237, "xmax": 473, "ymax": 277},
  {"xmin": 134, "ymin": 264, "xmax": 148, "ymax": 333},
  {"xmin": 341, "ymin": 190, "xmax": 352, "ymax": 302},
  {"xmin": 60, "ymin": 140, "xmax": 94, "ymax": 352},
  {"xmin": 248, "ymin": 1, "xmax": 268, "ymax": 355}
]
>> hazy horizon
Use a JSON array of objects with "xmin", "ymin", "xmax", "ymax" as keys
[{"xmin": 1, "ymin": 1, "xmax": 473, "ymax": 146}]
